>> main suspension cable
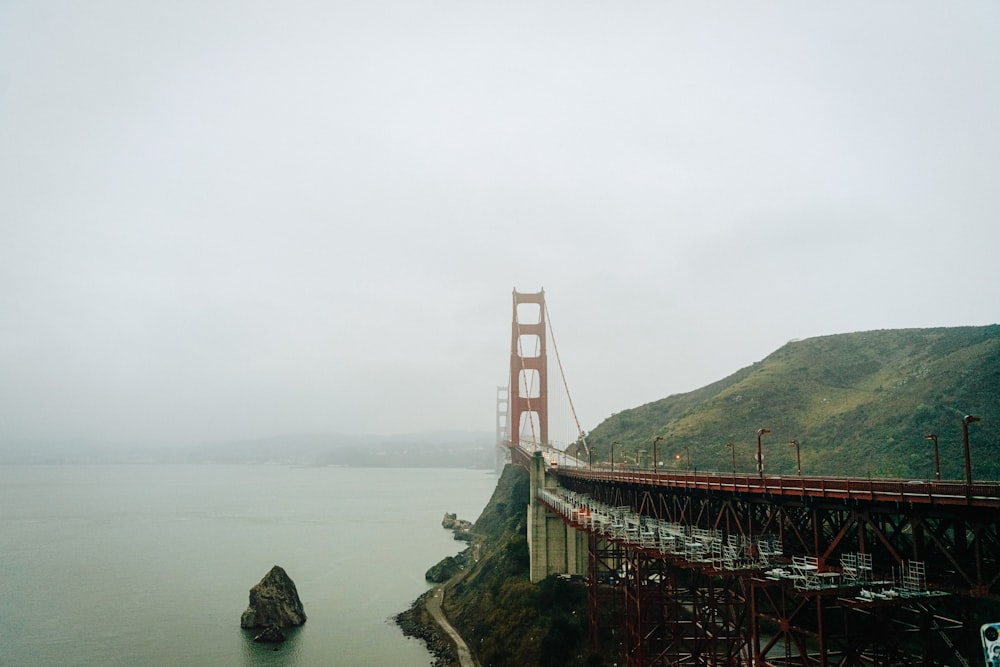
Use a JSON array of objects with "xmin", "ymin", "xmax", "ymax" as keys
[{"xmin": 544, "ymin": 301, "xmax": 589, "ymax": 457}]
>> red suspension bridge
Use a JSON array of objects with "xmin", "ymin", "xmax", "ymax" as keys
[{"xmin": 500, "ymin": 288, "xmax": 1000, "ymax": 667}]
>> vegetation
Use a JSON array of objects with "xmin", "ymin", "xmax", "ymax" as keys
[
  {"xmin": 570, "ymin": 325, "xmax": 1000, "ymax": 481},
  {"xmin": 448, "ymin": 465, "xmax": 596, "ymax": 667},
  {"xmin": 403, "ymin": 465, "xmax": 601, "ymax": 666}
]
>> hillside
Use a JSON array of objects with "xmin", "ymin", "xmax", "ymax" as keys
[
  {"xmin": 570, "ymin": 325, "xmax": 1000, "ymax": 480},
  {"xmin": 401, "ymin": 464, "xmax": 602, "ymax": 667}
]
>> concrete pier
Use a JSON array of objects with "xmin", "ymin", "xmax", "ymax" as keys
[{"xmin": 527, "ymin": 452, "xmax": 587, "ymax": 582}]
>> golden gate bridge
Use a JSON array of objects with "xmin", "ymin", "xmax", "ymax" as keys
[{"xmin": 498, "ymin": 288, "xmax": 1000, "ymax": 667}]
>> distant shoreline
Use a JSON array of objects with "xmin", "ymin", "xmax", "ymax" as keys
[{"xmin": 0, "ymin": 431, "xmax": 497, "ymax": 468}]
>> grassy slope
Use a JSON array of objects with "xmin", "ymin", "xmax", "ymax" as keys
[{"xmin": 574, "ymin": 325, "xmax": 1000, "ymax": 480}]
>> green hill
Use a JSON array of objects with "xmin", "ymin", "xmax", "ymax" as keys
[{"xmin": 570, "ymin": 325, "xmax": 1000, "ymax": 480}]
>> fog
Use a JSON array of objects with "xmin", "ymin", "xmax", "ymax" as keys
[{"xmin": 1, "ymin": 2, "xmax": 998, "ymax": 448}]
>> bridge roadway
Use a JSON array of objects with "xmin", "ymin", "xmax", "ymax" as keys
[
  {"xmin": 513, "ymin": 441, "xmax": 1000, "ymax": 510},
  {"xmin": 513, "ymin": 444, "xmax": 1000, "ymax": 666},
  {"xmin": 559, "ymin": 467, "xmax": 1000, "ymax": 510}
]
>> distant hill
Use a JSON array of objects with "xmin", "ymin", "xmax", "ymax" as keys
[
  {"xmin": 0, "ymin": 430, "xmax": 496, "ymax": 468},
  {"xmin": 190, "ymin": 431, "xmax": 495, "ymax": 468},
  {"xmin": 570, "ymin": 325, "xmax": 1000, "ymax": 481}
]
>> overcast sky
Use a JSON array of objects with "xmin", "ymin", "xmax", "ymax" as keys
[{"xmin": 1, "ymin": 2, "xmax": 998, "ymax": 447}]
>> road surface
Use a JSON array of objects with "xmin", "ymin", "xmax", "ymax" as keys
[{"xmin": 425, "ymin": 584, "xmax": 480, "ymax": 667}]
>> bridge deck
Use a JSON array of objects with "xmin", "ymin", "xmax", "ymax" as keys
[
  {"xmin": 514, "ymin": 447, "xmax": 1000, "ymax": 664},
  {"xmin": 554, "ymin": 467, "xmax": 1000, "ymax": 509}
]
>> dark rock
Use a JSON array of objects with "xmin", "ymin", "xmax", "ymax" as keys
[
  {"xmin": 442, "ymin": 512, "xmax": 473, "ymax": 532},
  {"xmin": 425, "ymin": 547, "xmax": 472, "ymax": 583},
  {"xmin": 426, "ymin": 555, "xmax": 461, "ymax": 583},
  {"xmin": 442, "ymin": 512, "xmax": 473, "ymax": 543},
  {"xmin": 240, "ymin": 565, "xmax": 307, "ymax": 629},
  {"xmin": 253, "ymin": 624, "xmax": 286, "ymax": 643}
]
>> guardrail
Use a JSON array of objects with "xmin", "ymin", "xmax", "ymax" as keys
[
  {"xmin": 554, "ymin": 467, "xmax": 1000, "ymax": 509},
  {"xmin": 508, "ymin": 441, "xmax": 1000, "ymax": 508}
]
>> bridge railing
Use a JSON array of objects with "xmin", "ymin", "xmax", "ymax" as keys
[
  {"xmin": 554, "ymin": 467, "xmax": 1000, "ymax": 509},
  {"xmin": 509, "ymin": 440, "xmax": 588, "ymax": 468}
]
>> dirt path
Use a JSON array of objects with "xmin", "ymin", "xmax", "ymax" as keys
[{"xmin": 425, "ymin": 584, "xmax": 480, "ymax": 667}]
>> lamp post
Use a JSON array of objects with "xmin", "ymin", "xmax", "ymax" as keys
[
  {"xmin": 611, "ymin": 440, "xmax": 620, "ymax": 472},
  {"xmin": 924, "ymin": 433, "xmax": 940, "ymax": 481},
  {"xmin": 962, "ymin": 415, "xmax": 980, "ymax": 486},
  {"xmin": 653, "ymin": 436, "xmax": 663, "ymax": 475},
  {"xmin": 726, "ymin": 442, "xmax": 736, "ymax": 475},
  {"xmin": 756, "ymin": 428, "xmax": 770, "ymax": 477},
  {"xmin": 789, "ymin": 439, "xmax": 801, "ymax": 476}
]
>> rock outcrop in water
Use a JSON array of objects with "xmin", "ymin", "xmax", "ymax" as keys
[
  {"xmin": 442, "ymin": 512, "xmax": 473, "ymax": 541},
  {"xmin": 240, "ymin": 565, "xmax": 307, "ymax": 632}
]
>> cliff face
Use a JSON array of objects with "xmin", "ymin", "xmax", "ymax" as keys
[
  {"xmin": 399, "ymin": 465, "xmax": 622, "ymax": 665},
  {"xmin": 240, "ymin": 565, "xmax": 307, "ymax": 629},
  {"xmin": 436, "ymin": 466, "xmax": 597, "ymax": 666}
]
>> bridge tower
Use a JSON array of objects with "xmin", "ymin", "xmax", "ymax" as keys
[
  {"xmin": 495, "ymin": 385, "xmax": 510, "ymax": 472},
  {"xmin": 509, "ymin": 289, "xmax": 548, "ymax": 449}
]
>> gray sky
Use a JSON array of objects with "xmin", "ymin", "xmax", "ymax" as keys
[{"xmin": 1, "ymin": 2, "xmax": 998, "ymax": 447}]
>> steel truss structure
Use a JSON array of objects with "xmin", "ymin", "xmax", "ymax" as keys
[{"xmin": 540, "ymin": 469, "xmax": 1000, "ymax": 666}]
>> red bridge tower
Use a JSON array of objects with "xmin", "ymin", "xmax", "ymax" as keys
[{"xmin": 509, "ymin": 289, "xmax": 548, "ymax": 449}]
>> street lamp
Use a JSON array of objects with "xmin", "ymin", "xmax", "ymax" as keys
[
  {"xmin": 756, "ymin": 428, "xmax": 770, "ymax": 477},
  {"xmin": 789, "ymin": 439, "xmax": 801, "ymax": 476},
  {"xmin": 924, "ymin": 433, "xmax": 940, "ymax": 481},
  {"xmin": 611, "ymin": 441, "xmax": 620, "ymax": 472},
  {"xmin": 962, "ymin": 415, "xmax": 980, "ymax": 486},
  {"xmin": 652, "ymin": 436, "xmax": 663, "ymax": 475},
  {"xmin": 725, "ymin": 442, "xmax": 736, "ymax": 475}
]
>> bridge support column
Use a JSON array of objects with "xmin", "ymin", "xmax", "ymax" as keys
[{"xmin": 528, "ymin": 452, "xmax": 587, "ymax": 583}]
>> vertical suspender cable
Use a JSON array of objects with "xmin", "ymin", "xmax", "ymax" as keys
[{"xmin": 544, "ymin": 302, "xmax": 589, "ymax": 457}]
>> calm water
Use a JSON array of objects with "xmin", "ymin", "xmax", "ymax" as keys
[{"xmin": 0, "ymin": 465, "xmax": 498, "ymax": 667}]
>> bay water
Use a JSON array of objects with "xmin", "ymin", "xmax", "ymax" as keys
[{"xmin": 0, "ymin": 464, "xmax": 498, "ymax": 666}]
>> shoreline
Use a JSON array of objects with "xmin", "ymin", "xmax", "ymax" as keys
[
  {"xmin": 424, "ymin": 581, "xmax": 480, "ymax": 667},
  {"xmin": 396, "ymin": 541, "xmax": 479, "ymax": 667},
  {"xmin": 395, "ymin": 586, "xmax": 460, "ymax": 667}
]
